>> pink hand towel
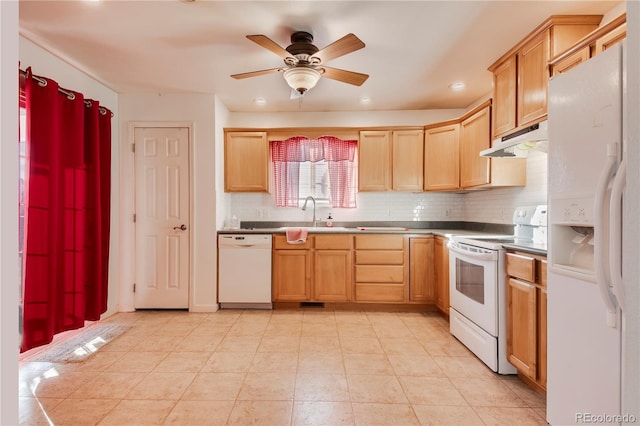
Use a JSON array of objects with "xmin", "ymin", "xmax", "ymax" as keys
[{"xmin": 286, "ymin": 227, "xmax": 308, "ymax": 244}]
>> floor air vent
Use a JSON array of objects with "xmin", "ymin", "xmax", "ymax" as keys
[{"xmin": 300, "ymin": 302, "xmax": 325, "ymax": 308}]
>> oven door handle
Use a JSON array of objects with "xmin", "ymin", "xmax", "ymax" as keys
[{"xmin": 448, "ymin": 244, "xmax": 497, "ymax": 261}]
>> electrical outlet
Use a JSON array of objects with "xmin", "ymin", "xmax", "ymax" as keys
[
  {"xmin": 256, "ymin": 208, "xmax": 263, "ymax": 218},
  {"xmin": 445, "ymin": 208, "xmax": 451, "ymax": 217},
  {"xmin": 387, "ymin": 208, "xmax": 392, "ymax": 217}
]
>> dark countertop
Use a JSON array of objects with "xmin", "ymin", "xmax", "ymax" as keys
[
  {"xmin": 218, "ymin": 221, "xmax": 514, "ymax": 239},
  {"xmin": 502, "ymin": 242, "xmax": 547, "ymax": 256},
  {"xmin": 218, "ymin": 222, "xmax": 548, "ymax": 256}
]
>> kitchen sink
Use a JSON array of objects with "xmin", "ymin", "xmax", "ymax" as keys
[{"xmin": 279, "ymin": 226, "xmax": 349, "ymax": 232}]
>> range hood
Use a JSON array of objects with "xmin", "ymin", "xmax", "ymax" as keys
[{"xmin": 480, "ymin": 120, "xmax": 548, "ymax": 158}]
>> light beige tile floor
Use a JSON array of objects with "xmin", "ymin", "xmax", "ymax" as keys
[{"xmin": 19, "ymin": 309, "xmax": 547, "ymax": 425}]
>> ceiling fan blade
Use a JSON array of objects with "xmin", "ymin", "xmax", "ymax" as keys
[
  {"xmin": 321, "ymin": 66, "xmax": 369, "ymax": 86},
  {"xmin": 231, "ymin": 67, "xmax": 284, "ymax": 79},
  {"xmin": 314, "ymin": 33, "xmax": 365, "ymax": 63},
  {"xmin": 246, "ymin": 35, "xmax": 290, "ymax": 59}
]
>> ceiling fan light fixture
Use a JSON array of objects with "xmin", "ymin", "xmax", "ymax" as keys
[{"xmin": 283, "ymin": 67, "xmax": 321, "ymax": 94}]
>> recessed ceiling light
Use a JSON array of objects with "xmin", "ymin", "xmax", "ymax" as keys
[
  {"xmin": 254, "ymin": 97, "xmax": 266, "ymax": 106},
  {"xmin": 449, "ymin": 82, "xmax": 466, "ymax": 91},
  {"xmin": 360, "ymin": 96, "xmax": 371, "ymax": 105}
]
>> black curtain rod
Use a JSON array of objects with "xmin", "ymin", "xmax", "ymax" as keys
[{"xmin": 19, "ymin": 69, "xmax": 113, "ymax": 117}]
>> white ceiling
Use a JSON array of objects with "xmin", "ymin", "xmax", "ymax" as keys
[{"xmin": 19, "ymin": 0, "xmax": 623, "ymax": 113}]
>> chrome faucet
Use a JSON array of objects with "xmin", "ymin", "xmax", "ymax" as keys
[{"xmin": 301, "ymin": 196, "xmax": 317, "ymax": 227}]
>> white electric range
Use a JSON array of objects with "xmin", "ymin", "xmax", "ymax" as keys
[{"xmin": 447, "ymin": 205, "xmax": 547, "ymax": 374}]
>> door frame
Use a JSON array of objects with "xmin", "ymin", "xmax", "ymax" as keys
[{"xmin": 126, "ymin": 121, "xmax": 194, "ymax": 311}]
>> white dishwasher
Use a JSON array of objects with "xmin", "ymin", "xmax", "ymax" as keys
[{"xmin": 218, "ymin": 234, "xmax": 272, "ymax": 309}]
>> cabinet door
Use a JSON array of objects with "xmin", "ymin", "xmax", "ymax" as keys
[
  {"xmin": 272, "ymin": 250, "xmax": 311, "ymax": 301},
  {"xmin": 424, "ymin": 124, "xmax": 459, "ymax": 191},
  {"xmin": 492, "ymin": 55, "xmax": 517, "ymax": 138},
  {"xmin": 314, "ymin": 250, "xmax": 352, "ymax": 302},
  {"xmin": 517, "ymin": 31, "xmax": 549, "ymax": 125},
  {"xmin": 224, "ymin": 132, "xmax": 269, "ymax": 192},
  {"xmin": 409, "ymin": 237, "xmax": 435, "ymax": 302},
  {"xmin": 434, "ymin": 237, "xmax": 449, "ymax": 314},
  {"xmin": 392, "ymin": 130, "xmax": 424, "ymax": 191},
  {"xmin": 538, "ymin": 288, "xmax": 547, "ymax": 389},
  {"xmin": 359, "ymin": 131, "xmax": 391, "ymax": 191},
  {"xmin": 594, "ymin": 22, "xmax": 626, "ymax": 54},
  {"xmin": 507, "ymin": 277, "xmax": 538, "ymax": 380},
  {"xmin": 551, "ymin": 47, "xmax": 590, "ymax": 76},
  {"xmin": 460, "ymin": 105, "xmax": 491, "ymax": 188}
]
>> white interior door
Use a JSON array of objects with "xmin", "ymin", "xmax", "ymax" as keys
[{"xmin": 134, "ymin": 127, "xmax": 190, "ymax": 309}]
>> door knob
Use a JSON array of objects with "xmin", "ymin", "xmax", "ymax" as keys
[{"xmin": 173, "ymin": 224, "xmax": 187, "ymax": 231}]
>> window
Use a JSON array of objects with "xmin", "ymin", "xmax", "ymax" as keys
[
  {"xmin": 271, "ymin": 136, "xmax": 358, "ymax": 208},
  {"xmin": 298, "ymin": 158, "xmax": 330, "ymax": 204}
]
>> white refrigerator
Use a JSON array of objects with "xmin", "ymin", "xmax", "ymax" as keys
[{"xmin": 547, "ymin": 43, "xmax": 628, "ymax": 425}]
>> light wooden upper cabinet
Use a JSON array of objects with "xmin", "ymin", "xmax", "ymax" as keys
[
  {"xmin": 518, "ymin": 30, "xmax": 549, "ymax": 126},
  {"xmin": 425, "ymin": 101, "xmax": 524, "ymax": 191},
  {"xmin": 489, "ymin": 15, "xmax": 601, "ymax": 139},
  {"xmin": 594, "ymin": 21, "xmax": 626, "ymax": 54},
  {"xmin": 358, "ymin": 130, "xmax": 391, "ymax": 191},
  {"xmin": 424, "ymin": 123, "xmax": 459, "ymax": 191},
  {"xmin": 359, "ymin": 129, "xmax": 424, "ymax": 192},
  {"xmin": 550, "ymin": 47, "xmax": 590, "ymax": 76},
  {"xmin": 460, "ymin": 104, "xmax": 491, "ymax": 189},
  {"xmin": 224, "ymin": 131, "xmax": 269, "ymax": 192},
  {"xmin": 550, "ymin": 14, "xmax": 626, "ymax": 76},
  {"xmin": 492, "ymin": 56, "xmax": 517, "ymax": 138},
  {"xmin": 392, "ymin": 129, "xmax": 424, "ymax": 191}
]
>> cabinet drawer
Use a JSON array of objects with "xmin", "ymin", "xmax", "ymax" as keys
[
  {"xmin": 506, "ymin": 253, "xmax": 536, "ymax": 282},
  {"xmin": 273, "ymin": 235, "xmax": 313, "ymax": 250},
  {"xmin": 355, "ymin": 250, "xmax": 404, "ymax": 265},
  {"xmin": 355, "ymin": 265, "xmax": 404, "ymax": 283},
  {"xmin": 355, "ymin": 235, "xmax": 404, "ymax": 250},
  {"xmin": 355, "ymin": 284, "xmax": 405, "ymax": 302},
  {"xmin": 314, "ymin": 234, "xmax": 352, "ymax": 250}
]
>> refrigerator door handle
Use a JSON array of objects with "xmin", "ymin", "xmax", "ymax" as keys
[
  {"xmin": 609, "ymin": 157, "xmax": 626, "ymax": 312},
  {"xmin": 594, "ymin": 142, "xmax": 619, "ymax": 327}
]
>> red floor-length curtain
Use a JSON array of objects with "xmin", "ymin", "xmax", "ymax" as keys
[
  {"xmin": 82, "ymin": 100, "xmax": 111, "ymax": 320},
  {"xmin": 21, "ymin": 69, "xmax": 112, "ymax": 352}
]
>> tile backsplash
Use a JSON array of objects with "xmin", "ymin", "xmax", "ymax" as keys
[
  {"xmin": 226, "ymin": 150, "xmax": 547, "ymax": 226},
  {"xmin": 227, "ymin": 191, "xmax": 465, "ymax": 224},
  {"xmin": 463, "ymin": 150, "xmax": 548, "ymax": 224}
]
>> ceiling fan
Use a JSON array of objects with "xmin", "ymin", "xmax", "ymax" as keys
[{"xmin": 231, "ymin": 31, "xmax": 369, "ymax": 95}]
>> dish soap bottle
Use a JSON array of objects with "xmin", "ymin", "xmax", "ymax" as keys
[{"xmin": 326, "ymin": 213, "xmax": 333, "ymax": 228}]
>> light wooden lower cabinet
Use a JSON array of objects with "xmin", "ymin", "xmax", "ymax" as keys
[
  {"xmin": 272, "ymin": 246, "xmax": 311, "ymax": 302},
  {"xmin": 354, "ymin": 235, "xmax": 407, "ymax": 303},
  {"xmin": 507, "ymin": 277, "xmax": 537, "ymax": 378},
  {"xmin": 409, "ymin": 237, "xmax": 435, "ymax": 302},
  {"xmin": 314, "ymin": 235, "xmax": 353, "ymax": 302},
  {"xmin": 272, "ymin": 233, "xmax": 441, "ymax": 306},
  {"xmin": 434, "ymin": 236, "xmax": 450, "ymax": 314},
  {"xmin": 506, "ymin": 250, "xmax": 547, "ymax": 392}
]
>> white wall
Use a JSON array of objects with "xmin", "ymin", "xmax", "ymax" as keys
[
  {"xmin": 118, "ymin": 93, "xmax": 218, "ymax": 312},
  {"xmin": 19, "ymin": 36, "xmax": 121, "ymax": 318},
  {"xmin": 1, "ymin": 3, "xmax": 19, "ymax": 424},
  {"xmin": 215, "ymin": 97, "xmax": 230, "ymax": 230}
]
